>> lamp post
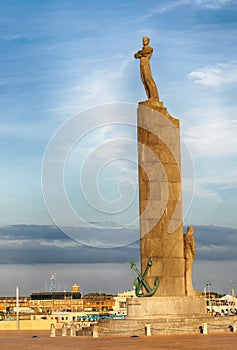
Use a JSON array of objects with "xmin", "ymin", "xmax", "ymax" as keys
[
  {"xmin": 204, "ymin": 285, "xmax": 207, "ymax": 312},
  {"xmin": 16, "ymin": 285, "xmax": 19, "ymax": 330},
  {"xmin": 206, "ymin": 283, "xmax": 212, "ymax": 314},
  {"xmin": 230, "ymin": 280, "xmax": 235, "ymax": 314}
]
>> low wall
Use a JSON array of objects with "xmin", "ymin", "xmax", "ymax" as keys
[
  {"xmin": 97, "ymin": 315, "xmax": 237, "ymax": 336},
  {"xmin": 0, "ymin": 319, "xmax": 56, "ymax": 330}
]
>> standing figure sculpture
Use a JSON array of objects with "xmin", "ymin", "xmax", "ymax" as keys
[
  {"xmin": 134, "ymin": 37, "xmax": 159, "ymax": 102},
  {"xmin": 184, "ymin": 226, "xmax": 196, "ymax": 296}
]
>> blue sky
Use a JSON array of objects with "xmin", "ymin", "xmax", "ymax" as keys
[{"xmin": 0, "ymin": 0, "xmax": 237, "ymax": 295}]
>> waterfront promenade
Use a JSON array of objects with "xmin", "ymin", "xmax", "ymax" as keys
[{"xmin": 0, "ymin": 331, "xmax": 237, "ymax": 350}]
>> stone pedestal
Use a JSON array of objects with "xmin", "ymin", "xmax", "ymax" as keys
[
  {"xmin": 137, "ymin": 102, "xmax": 185, "ymax": 296},
  {"xmin": 126, "ymin": 296, "xmax": 207, "ymax": 319}
]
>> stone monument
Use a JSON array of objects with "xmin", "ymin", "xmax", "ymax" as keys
[{"xmin": 127, "ymin": 37, "xmax": 206, "ymax": 318}]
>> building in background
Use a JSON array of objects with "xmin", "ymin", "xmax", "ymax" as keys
[
  {"xmin": 114, "ymin": 290, "xmax": 135, "ymax": 315},
  {"xmin": 0, "ymin": 284, "xmax": 82, "ymax": 314},
  {"xmin": 30, "ymin": 284, "xmax": 82, "ymax": 313},
  {"xmin": 83, "ymin": 293, "xmax": 115, "ymax": 312}
]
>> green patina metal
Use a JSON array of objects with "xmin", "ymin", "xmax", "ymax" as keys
[{"xmin": 130, "ymin": 258, "xmax": 159, "ymax": 297}]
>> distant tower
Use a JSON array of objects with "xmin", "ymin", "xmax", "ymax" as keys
[
  {"xmin": 71, "ymin": 284, "xmax": 80, "ymax": 293},
  {"xmin": 50, "ymin": 273, "xmax": 56, "ymax": 292}
]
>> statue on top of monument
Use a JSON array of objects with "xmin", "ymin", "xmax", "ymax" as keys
[
  {"xmin": 184, "ymin": 226, "xmax": 196, "ymax": 296},
  {"xmin": 134, "ymin": 37, "xmax": 159, "ymax": 102}
]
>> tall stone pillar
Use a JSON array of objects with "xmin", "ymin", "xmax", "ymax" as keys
[{"xmin": 137, "ymin": 101, "xmax": 185, "ymax": 297}]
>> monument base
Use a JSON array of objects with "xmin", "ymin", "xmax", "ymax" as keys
[
  {"xmin": 126, "ymin": 296, "xmax": 207, "ymax": 319},
  {"xmin": 96, "ymin": 314, "xmax": 237, "ymax": 336}
]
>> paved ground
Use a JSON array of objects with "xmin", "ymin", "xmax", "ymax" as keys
[{"xmin": 0, "ymin": 331, "xmax": 237, "ymax": 350}]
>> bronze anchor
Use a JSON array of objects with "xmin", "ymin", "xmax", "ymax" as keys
[{"xmin": 130, "ymin": 258, "xmax": 159, "ymax": 297}]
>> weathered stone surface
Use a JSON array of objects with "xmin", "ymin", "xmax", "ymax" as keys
[
  {"xmin": 140, "ymin": 237, "xmax": 163, "ymax": 257},
  {"xmin": 162, "ymin": 235, "xmax": 184, "ymax": 258},
  {"xmin": 127, "ymin": 296, "xmax": 207, "ymax": 318},
  {"xmin": 137, "ymin": 104, "xmax": 185, "ymax": 297},
  {"xmin": 140, "ymin": 199, "xmax": 166, "ymax": 219}
]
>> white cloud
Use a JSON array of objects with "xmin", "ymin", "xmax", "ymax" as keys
[
  {"xmin": 0, "ymin": 34, "xmax": 30, "ymax": 41},
  {"xmin": 189, "ymin": 61, "xmax": 237, "ymax": 87},
  {"xmin": 196, "ymin": 0, "xmax": 232, "ymax": 9},
  {"xmin": 147, "ymin": 0, "xmax": 231, "ymax": 16},
  {"xmin": 192, "ymin": 167, "xmax": 237, "ymax": 202},
  {"xmin": 0, "ymin": 239, "xmax": 30, "ymax": 247},
  {"xmin": 47, "ymin": 56, "xmax": 133, "ymax": 116},
  {"xmin": 39, "ymin": 240, "xmax": 77, "ymax": 248},
  {"xmin": 197, "ymin": 168, "xmax": 237, "ymax": 189},
  {"xmin": 71, "ymin": 57, "xmax": 131, "ymax": 104},
  {"xmin": 0, "ymin": 239, "xmax": 77, "ymax": 249},
  {"xmin": 183, "ymin": 120, "xmax": 237, "ymax": 157},
  {"xmin": 0, "ymin": 123, "xmax": 44, "ymax": 137},
  {"xmin": 194, "ymin": 182, "xmax": 223, "ymax": 202},
  {"xmin": 147, "ymin": 0, "xmax": 189, "ymax": 15}
]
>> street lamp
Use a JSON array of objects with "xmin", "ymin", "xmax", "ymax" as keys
[
  {"xmin": 204, "ymin": 285, "xmax": 207, "ymax": 301},
  {"xmin": 230, "ymin": 280, "xmax": 235, "ymax": 314},
  {"xmin": 16, "ymin": 285, "xmax": 20, "ymax": 330},
  {"xmin": 206, "ymin": 283, "xmax": 212, "ymax": 314}
]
